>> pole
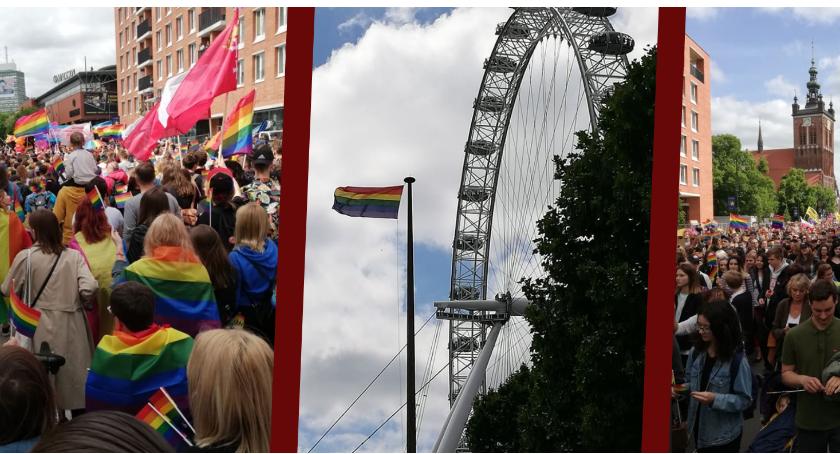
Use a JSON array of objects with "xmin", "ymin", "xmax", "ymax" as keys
[{"xmin": 404, "ymin": 176, "xmax": 416, "ymax": 453}]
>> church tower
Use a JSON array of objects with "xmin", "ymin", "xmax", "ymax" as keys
[{"xmin": 792, "ymin": 54, "xmax": 835, "ymax": 187}]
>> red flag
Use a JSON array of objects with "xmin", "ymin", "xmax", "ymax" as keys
[
  {"xmin": 123, "ymin": 103, "xmax": 180, "ymax": 161},
  {"xmin": 158, "ymin": 8, "xmax": 239, "ymax": 134}
]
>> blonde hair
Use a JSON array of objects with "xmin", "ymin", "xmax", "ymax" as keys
[
  {"xmin": 188, "ymin": 329, "xmax": 273, "ymax": 452},
  {"xmin": 144, "ymin": 213, "xmax": 194, "ymax": 257},
  {"xmin": 234, "ymin": 203, "xmax": 269, "ymax": 252}
]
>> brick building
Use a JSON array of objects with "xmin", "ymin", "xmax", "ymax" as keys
[
  {"xmin": 34, "ymin": 66, "xmax": 118, "ymax": 125},
  {"xmin": 752, "ymin": 59, "xmax": 836, "ymax": 191},
  {"xmin": 679, "ymin": 35, "xmax": 713, "ymax": 223},
  {"xmin": 113, "ymin": 7, "xmax": 286, "ymax": 138}
]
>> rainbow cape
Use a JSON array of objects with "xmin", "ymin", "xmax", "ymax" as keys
[
  {"xmin": 220, "ymin": 89, "xmax": 255, "ymax": 158},
  {"xmin": 333, "ymin": 186, "xmax": 403, "ymax": 219},
  {"xmin": 729, "ymin": 213, "xmax": 749, "ymax": 230},
  {"xmin": 9, "ymin": 281, "xmax": 39, "ymax": 338},
  {"xmin": 13, "ymin": 109, "xmax": 49, "ymax": 137},
  {"xmin": 86, "ymin": 325, "xmax": 193, "ymax": 415},
  {"xmin": 120, "ymin": 247, "xmax": 220, "ymax": 337},
  {"xmin": 0, "ymin": 212, "xmax": 31, "ymax": 323},
  {"xmin": 771, "ymin": 214, "xmax": 785, "ymax": 230}
]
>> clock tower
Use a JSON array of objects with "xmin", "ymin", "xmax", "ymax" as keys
[{"xmin": 792, "ymin": 57, "xmax": 836, "ymax": 187}]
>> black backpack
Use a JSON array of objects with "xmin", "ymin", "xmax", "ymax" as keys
[
  {"xmin": 30, "ymin": 192, "xmax": 49, "ymax": 211},
  {"xmin": 729, "ymin": 350, "xmax": 761, "ymax": 419}
]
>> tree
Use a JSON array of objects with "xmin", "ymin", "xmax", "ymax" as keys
[
  {"xmin": 711, "ymin": 134, "xmax": 777, "ymax": 218},
  {"xmin": 812, "ymin": 184, "xmax": 837, "ymax": 215},
  {"xmin": 1, "ymin": 105, "xmax": 38, "ymax": 137},
  {"xmin": 466, "ymin": 47, "xmax": 655, "ymax": 451},
  {"xmin": 777, "ymin": 168, "xmax": 816, "ymax": 219}
]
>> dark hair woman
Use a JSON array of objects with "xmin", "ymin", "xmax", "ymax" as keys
[
  {"xmin": 31, "ymin": 410, "xmax": 173, "ymax": 452},
  {"xmin": 676, "ymin": 263, "xmax": 703, "ymax": 364},
  {"xmin": 750, "ymin": 252, "xmax": 771, "ymax": 363},
  {"xmin": 127, "ymin": 187, "xmax": 170, "ymax": 263},
  {"xmin": 190, "ymin": 225, "xmax": 238, "ymax": 326},
  {"xmin": 0, "ymin": 346, "xmax": 57, "ymax": 452},
  {"xmin": 686, "ymin": 300, "xmax": 751, "ymax": 452}
]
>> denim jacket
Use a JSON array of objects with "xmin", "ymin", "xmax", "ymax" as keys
[{"xmin": 686, "ymin": 348, "xmax": 752, "ymax": 449}]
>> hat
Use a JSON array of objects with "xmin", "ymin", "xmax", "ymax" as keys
[
  {"xmin": 208, "ymin": 167, "xmax": 234, "ymax": 197},
  {"xmin": 251, "ymin": 143, "xmax": 273, "ymax": 165}
]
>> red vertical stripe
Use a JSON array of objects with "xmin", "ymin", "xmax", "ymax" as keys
[
  {"xmin": 271, "ymin": 7, "xmax": 314, "ymax": 453},
  {"xmin": 641, "ymin": 7, "xmax": 685, "ymax": 452}
]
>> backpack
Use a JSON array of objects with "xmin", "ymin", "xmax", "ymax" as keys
[
  {"xmin": 729, "ymin": 350, "xmax": 761, "ymax": 419},
  {"xmin": 30, "ymin": 192, "xmax": 49, "ymax": 211}
]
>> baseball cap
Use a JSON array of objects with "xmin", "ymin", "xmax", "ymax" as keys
[{"xmin": 251, "ymin": 143, "xmax": 274, "ymax": 165}]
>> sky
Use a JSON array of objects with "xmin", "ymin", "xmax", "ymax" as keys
[
  {"xmin": 300, "ymin": 7, "xmax": 658, "ymax": 452},
  {"xmin": 0, "ymin": 8, "xmax": 114, "ymax": 98},
  {"xmin": 687, "ymin": 7, "xmax": 840, "ymax": 174}
]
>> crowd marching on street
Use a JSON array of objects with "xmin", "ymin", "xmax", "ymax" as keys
[
  {"xmin": 0, "ymin": 131, "xmax": 281, "ymax": 452},
  {"xmin": 674, "ymin": 215, "xmax": 840, "ymax": 452}
]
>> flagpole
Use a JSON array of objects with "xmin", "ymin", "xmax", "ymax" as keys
[
  {"xmin": 146, "ymin": 403, "xmax": 193, "ymax": 447},
  {"xmin": 404, "ymin": 176, "xmax": 416, "ymax": 453}
]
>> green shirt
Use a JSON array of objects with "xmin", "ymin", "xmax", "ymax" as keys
[{"xmin": 782, "ymin": 317, "xmax": 840, "ymax": 430}]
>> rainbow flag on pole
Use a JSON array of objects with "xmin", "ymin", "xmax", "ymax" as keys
[
  {"xmin": 771, "ymin": 214, "xmax": 785, "ymax": 230},
  {"xmin": 729, "ymin": 213, "xmax": 749, "ymax": 230},
  {"xmin": 86, "ymin": 325, "xmax": 193, "ymax": 415},
  {"xmin": 706, "ymin": 251, "xmax": 718, "ymax": 281},
  {"xmin": 51, "ymin": 157, "xmax": 64, "ymax": 174},
  {"xmin": 9, "ymin": 281, "xmax": 39, "ymax": 338},
  {"xmin": 13, "ymin": 109, "xmax": 49, "ymax": 137},
  {"xmin": 333, "ymin": 186, "xmax": 404, "ymax": 219},
  {"xmin": 136, "ymin": 401, "xmax": 193, "ymax": 449},
  {"xmin": 220, "ymin": 89, "xmax": 255, "ymax": 158},
  {"xmin": 87, "ymin": 187, "xmax": 104, "ymax": 211},
  {"xmin": 114, "ymin": 183, "xmax": 131, "ymax": 209},
  {"xmin": 120, "ymin": 247, "xmax": 220, "ymax": 337},
  {"xmin": 100, "ymin": 124, "xmax": 124, "ymax": 139}
]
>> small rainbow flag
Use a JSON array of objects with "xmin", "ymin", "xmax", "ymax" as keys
[
  {"xmin": 9, "ymin": 281, "xmax": 39, "ymax": 338},
  {"xmin": 114, "ymin": 184, "xmax": 131, "ymax": 209},
  {"xmin": 136, "ymin": 402, "xmax": 193, "ymax": 449},
  {"xmin": 220, "ymin": 89, "xmax": 255, "ymax": 158},
  {"xmin": 706, "ymin": 251, "xmax": 718, "ymax": 281},
  {"xmin": 13, "ymin": 109, "xmax": 49, "ymax": 137},
  {"xmin": 771, "ymin": 214, "xmax": 785, "ymax": 230},
  {"xmin": 100, "ymin": 124, "xmax": 124, "ymax": 138},
  {"xmin": 87, "ymin": 187, "xmax": 104, "ymax": 211},
  {"xmin": 51, "ymin": 158, "xmax": 64, "ymax": 174},
  {"xmin": 729, "ymin": 213, "xmax": 749, "ymax": 230},
  {"xmin": 204, "ymin": 130, "xmax": 221, "ymax": 152},
  {"xmin": 333, "ymin": 186, "xmax": 404, "ymax": 219},
  {"xmin": 13, "ymin": 198, "xmax": 24, "ymax": 222}
]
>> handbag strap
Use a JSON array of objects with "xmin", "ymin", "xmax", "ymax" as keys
[{"xmin": 30, "ymin": 250, "xmax": 61, "ymax": 309}]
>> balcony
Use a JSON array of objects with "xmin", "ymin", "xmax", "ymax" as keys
[
  {"xmin": 198, "ymin": 7, "xmax": 226, "ymax": 37},
  {"xmin": 137, "ymin": 47, "xmax": 152, "ymax": 68},
  {"xmin": 138, "ymin": 75, "xmax": 153, "ymax": 94},
  {"xmin": 134, "ymin": 7, "xmax": 150, "ymax": 16},
  {"xmin": 136, "ymin": 19, "xmax": 152, "ymax": 42},
  {"xmin": 690, "ymin": 65, "xmax": 704, "ymax": 83}
]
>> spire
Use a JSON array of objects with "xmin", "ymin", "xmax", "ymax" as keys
[
  {"xmin": 757, "ymin": 119, "xmax": 764, "ymax": 152},
  {"xmin": 807, "ymin": 42, "xmax": 822, "ymax": 106}
]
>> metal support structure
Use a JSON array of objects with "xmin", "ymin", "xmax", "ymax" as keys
[{"xmin": 405, "ymin": 176, "xmax": 416, "ymax": 453}]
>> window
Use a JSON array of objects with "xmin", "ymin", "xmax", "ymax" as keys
[
  {"xmin": 692, "ymin": 168, "xmax": 700, "ymax": 187},
  {"xmin": 253, "ymin": 52, "xmax": 265, "ymax": 82},
  {"xmin": 681, "ymin": 106, "xmax": 686, "ymax": 127},
  {"xmin": 156, "ymin": 7, "xmax": 161, "ymax": 21},
  {"xmin": 254, "ymin": 8, "xmax": 265, "ymax": 41},
  {"xmin": 133, "ymin": 73, "xmax": 136, "ymax": 91},
  {"xmin": 176, "ymin": 16, "xmax": 183, "ymax": 40},
  {"xmin": 120, "ymin": 55, "xmax": 124, "ymax": 71},
  {"xmin": 801, "ymin": 126, "xmax": 807, "ymax": 145},
  {"xmin": 692, "ymin": 140, "xmax": 700, "ymax": 160},
  {"xmin": 276, "ymin": 44, "xmax": 285, "ymax": 77},
  {"xmin": 680, "ymin": 165, "xmax": 687, "ymax": 185},
  {"xmin": 277, "ymin": 7, "xmax": 287, "ymax": 33},
  {"xmin": 166, "ymin": 54, "xmax": 172, "ymax": 75},
  {"xmin": 238, "ymin": 15, "xmax": 245, "ymax": 49},
  {"xmin": 690, "ymin": 82, "xmax": 697, "ymax": 104},
  {"xmin": 810, "ymin": 127, "xmax": 817, "ymax": 144},
  {"xmin": 118, "ymin": 8, "xmax": 122, "ymax": 24},
  {"xmin": 157, "ymin": 59, "xmax": 163, "ymax": 80},
  {"xmin": 691, "ymin": 111, "xmax": 698, "ymax": 132},
  {"xmin": 177, "ymin": 49, "xmax": 184, "ymax": 73},
  {"xmin": 236, "ymin": 59, "xmax": 244, "ymax": 86},
  {"xmin": 166, "ymin": 24, "xmax": 172, "ymax": 45},
  {"xmin": 130, "ymin": 22, "xmax": 134, "ymax": 40},
  {"xmin": 119, "ymin": 31, "xmax": 123, "ymax": 48},
  {"xmin": 188, "ymin": 43, "xmax": 196, "ymax": 67},
  {"xmin": 680, "ymin": 135, "xmax": 686, "ymax": 157},
  {"xmin": 166, "ymin": 7, "xmax": 171, "ymax": 15},
  {"xmin": 188, "ymin": 9, "xmax": 195, "ymax": 32},
  {"xmin": 156, "ymin": 31, "xmax": 162, "ymax": 50},
  {"xmin": 132, "ymin": 48, "xmax": 137, "ymax": 67}
]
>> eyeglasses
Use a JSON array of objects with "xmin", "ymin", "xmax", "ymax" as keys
[{"xmin": 697, "ymin": 324, "xmax": 711, "ymax": 333}]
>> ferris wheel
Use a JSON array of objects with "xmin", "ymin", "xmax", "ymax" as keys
[{"xmin": 433, "ymin": 7, "xmax": 634, "ymax": 451}]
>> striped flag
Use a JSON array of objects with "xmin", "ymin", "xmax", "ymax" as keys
[
  {"xmin": 0, "ymin": 212, "xmax": 32, "ymax": 323},
  {"xmin": 706, "ymin": 251, "xmax": 718, "ymax": 281},
  {"xmin": 136, "ymin": 402, "xmax": 193, "ymax": 449},
  {"xmin": 9, "ymin": 281, "xmax": 39, "ymax": 338},
  {"xmin": 13, "ymin": 109, "xmax": 49, "ymax": 137},
  {"xmin": 220, "ymin": 89, "xmax": 255, "ymax": 157},
  {"xmin": 771, "ymin": 214, "xmax": 785, "ymax": 230},
  {"xmin": 729, "ymin": 213, "xmax": 749, "ymax": 230},
  {"xmin": 114, "ymin": 183, "xmax": 131, "ymax": 209},
  {"xmin": 333, "ymin": 186, "xmax": 404, "ymax": 219}
]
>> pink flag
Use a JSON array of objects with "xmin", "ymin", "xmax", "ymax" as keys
[{"xmin": 158, "ymin": 8, "xmax": 239, "ymax": 134}]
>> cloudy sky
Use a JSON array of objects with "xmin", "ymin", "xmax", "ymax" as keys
[
  {"xmin": 687, "ymin": 7, "xmax": 840, "ymax": 174},
  {"xmin": 301, "ymin": 7, "xmax": 657, "ymax": 452},
  {"xmin": 0, "ymin": 8, "xmax": 114, "ymax": 98}
]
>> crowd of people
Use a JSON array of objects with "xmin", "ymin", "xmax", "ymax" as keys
[
  {"xmin": 0, "ymin": 131, "xmax": 280, "ymax": 452},
  {"xmin": 674, "ymin": 220, "xmax": 840, "ymax": 452}
]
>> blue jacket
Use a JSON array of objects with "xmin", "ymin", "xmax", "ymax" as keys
[
  {"xmin": 686, "ymin": 348, "xmax": 752, "ymax": 449},
  {"xmin": 230, "ymin": 239, "xmax": 277, "ymax": 308}
]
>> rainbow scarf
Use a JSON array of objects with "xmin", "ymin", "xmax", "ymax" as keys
[
  {"xmin": 120, "ymin": 247, "xmax": 220, "ymax": 337},
  {"xmin": 0, "ymin": 212, "xmax": 31, "ymax": 323},
  {"xmin": 220, "ymin": 89, "xmax": 255, "ymax": 158},
  {"xmin": 86, "ymin": 324, "xmax": 193, "ymax": 415},
  {"xmin": 333, "ymin": 186, "xmax": 404, "ymax": 219},
  {"xmin": 13, "ymin": 109, "xmax": 49, "ymax": 137},
  {"xmin": 9, "ymin": 282, "xmax": 39, "ymax": 338}
]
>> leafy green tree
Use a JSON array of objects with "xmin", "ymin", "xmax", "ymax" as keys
[
  {"xmin": 812, "ymin": 184, "xmax": 837, "ymax": 215},
  {"xmin": 777, "ymin": 168, "xmax": 817, "ymax": 219},
  {"xmin": 711, "ymin": 134, "xmax": 777, "ymax": 218},
  {"xmin": 466, "ymin": 47, "xmax": 655, "ymax": 451},
  {"xmin": 2, "ymin": 105, "xmax": 38, "ymax": 137}
]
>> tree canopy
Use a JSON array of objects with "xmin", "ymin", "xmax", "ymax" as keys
[{"xmin": 711, "ymin": 134, "xmax": 777, "ymax": 218}]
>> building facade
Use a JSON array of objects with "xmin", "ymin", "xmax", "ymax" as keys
[
  {"xmin": 34, "ymin": 66, "xmax": 118, "ymax": 125},
  {"xmin": 113, "ymin": 7, "xmax": 286, "ymax": 138},
  {"xmin": 752, "ymin": 59, "xmax": 836, "ymax": 191},
  {"xmin": 0, "ymin": 62, "xmax": 27, "ymax": 113},
  {"xmin": 680, "ymin": 35, "xmax": 713, "ymax": 223}
]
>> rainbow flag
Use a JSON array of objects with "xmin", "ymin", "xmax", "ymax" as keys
[
  {"xmin": 86, "ymin": 325, "xmax": 193, "ymax": 415},
  {"xmin": 220, "ymin": 89, "xmax": 255, "ymax": 158},
  {"xmin": 87, "ymin": 187, "xmax": 104, "ymax": 211},
  {"xmin": 51, "ymin": 158, "xmax": 64, "ymax": 174},
  {"xmin": 92, "ymin": 120, "xmax": 113, "ymax": 135},
  {"xmin": 13, "ymin": 109, "xmax": 49, "ymax": 137},
  {"xmin": 9, "ymin": 281, "xmax": 39, "ymax": 338},
  {"xmin": 771, "ymin": 214, "xmax": 785, "ymax": 230},
  {"xmin": 729, "ymin": 213, "xmax": 749, "ymax": 230},
  {"xmin": 120, "ymin": 246, "xmax": 220, "ymax": 337},
  {"xmin": 0, "ymin": 213, "xmax": 31, "ymax": 323},
  {"xmin": 706, "ymin": 251, "xmax": 718, "ymax": 281},
  {"xmin": 100, "ymin": 124, "xmax": 124, "ymax": 138},
  {"xmin": 114, "ymin": 184, "xmax": 131, "ymax": 209},
  {"xmin": 136, "ymin": 402, "xmax": 192, "ymax": 449},
  {"xmin": 13, "ymin": 198, "xmax": 24, "ymax": 222},
  {"xmin": 333, "ymin": 186, "xmax": 404, "ymax": 219},
  {"xmin": 204, "ymin": 130, "xmax": 221, "ymax": 152}
]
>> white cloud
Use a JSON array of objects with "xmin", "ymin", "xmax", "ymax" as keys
[
  {"xmin": 712, "ymin": 64, "xmax": 727, "ymax": 84},
  {"xmin": 0, "ymin": 8, "xmax": 114, "ymax": 99},
  {"xmin": 384, "ymin": 7, "xmax": 418, "ymax": 25},
  {"xmin": 711, "ymin": 96, "xmax": 792, "ymax": 151},
  {"xmin": 338, "ymin": 12, "xmax": 373, "ymax": 34},
  {"xmin": 303, "ymin": 7, "xmax": 657, "ymax": 452},
  {"xmin": 765, "ymin": 75, "xmax": 797, "ymax": 97},
  {"xmin": 687, "ymin": 7, "xmax": 720, "ymax": 21},
  {"xmin": 760, "ymin": 7, "xmax": 840, "ymax": 25}
]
